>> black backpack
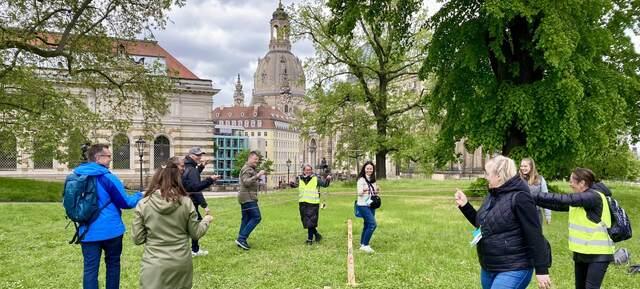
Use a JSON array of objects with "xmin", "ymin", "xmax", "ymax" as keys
[{"xmin": 606, "ymin": 196, "xmax": 632, "ymax": 242}]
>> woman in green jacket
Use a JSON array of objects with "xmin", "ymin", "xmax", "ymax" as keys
[{"xmin": 132, "ymin": 157, "xmax": 213, "ymax": 289}]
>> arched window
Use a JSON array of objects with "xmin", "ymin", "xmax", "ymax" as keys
[
  {"xmin": 153, "ymin": 135, "xmax": 170, "ymax": 169},
  {"xmin": 112, "ymin": 133, "xmax": 131, "ymax": 169},
  {"xmin": 0, "ymin": 131, "xmax": 17, "ymax": 171},
  {"xmin": 33, "ymin": 136, "xmax": 54, "ymax": 169}
]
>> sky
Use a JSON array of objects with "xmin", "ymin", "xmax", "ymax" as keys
[{"xmin": 152, "ymin": 0, "xmax": 637, "ymax": 107}]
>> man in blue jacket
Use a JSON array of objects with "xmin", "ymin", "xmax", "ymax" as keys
[{"xmin": 73, "ymin": 144, "xmax": 143, "ymax": 289}]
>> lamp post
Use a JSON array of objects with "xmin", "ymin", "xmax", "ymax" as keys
[
  {"xmin": 286, "ymin": 158, "xmax": 292, "ymax": 182},
  {"xmin": 135, "ymin": 137, "xmax": 146, "ymax": 191}
]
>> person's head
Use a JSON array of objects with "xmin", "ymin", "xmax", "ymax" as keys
[
  {"xmin": 302, "ymin": 164, "xmax": 313, "ymax": 176},
  {"xmin": 358, "ymin": 161, "xmax": 376, "ymax": 182},
  {"xmin": 484, "ymin": 155, "xmax": 517, "ymax": 188},
  {"xmin": 519, "ymin": 158, "xmax": 540, "ymax": 185},
  {"xmin": 247, "ymin": 151, "xmax": 260, "ymax": 167},
  {"xmin": 187, "ymin": 147, "xmax": 206, "ymax": 162},
  {"xmin": 87, "ymin": 144, "xmax": 111, "ymax": 167},
  {"xmin": 570, "ymin": 167, "xmax": 596, "ymax": 193},
  {"xmin": 145, "ymin": 156, "xmax": 187, "ymax": 202}
]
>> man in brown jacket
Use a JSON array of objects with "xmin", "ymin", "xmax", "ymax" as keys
[{"xmin": 235, "ymin": 151, "xmax": 265, "ymax": 250}]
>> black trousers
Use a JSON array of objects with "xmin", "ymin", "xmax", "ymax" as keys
[
  {"xmin": 191, "ymin": 205, "xmax": 202, "ymax": 252},
  {"xmin": 575, "ymin": 261, "xmax": 609, "ymax": 289}
]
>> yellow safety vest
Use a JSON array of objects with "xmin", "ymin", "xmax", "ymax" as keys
[
  {"xmin": 568, "ymin": 191, "xmax": 614, "ymax": 254},
  {"xmin": 298, "ymin": 176, "xmax": 320, "ymax": 204}
]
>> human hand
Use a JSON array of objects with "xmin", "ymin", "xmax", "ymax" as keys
[
  {"xmin": 326, "ymin": 175, "xmax": 332, "ymax": 181},
  {"xmin": 203, "ymin": 215, "xmax": 213, "ymax": 223},
  {"xmin": 257, "ymin": 170, "xmax": 266, "ymax": 177},
  {"xmin": 545, "ymin": 218, "xmax": 551, "ymax": 225},
  {"xmin": 454, "ymin": 189, "xmax": 468, "ymax": 207},
  {"xmin": 535, "ymin": 274, "xmax": 551, "ymax": 289},
  {"xmin": 209, "ymin": 175, "xmax": 220, "ymax": 181}
]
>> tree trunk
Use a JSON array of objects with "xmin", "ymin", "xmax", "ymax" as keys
[
  {"xmin": 376, "ymin": 149, "xmax": 387, "ymax": 179},
  {"xmin": 502, "ymin": 122, "xmax": 527, "ymax": 156}
]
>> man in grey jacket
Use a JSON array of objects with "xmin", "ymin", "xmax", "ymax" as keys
[{"xmin": 235, "ymin": 151, "xmax": 265, "ymax": 250}]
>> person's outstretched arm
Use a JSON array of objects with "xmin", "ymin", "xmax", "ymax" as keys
[
  {"xmin": 131, "ymin": 202, "xmax": 147, "ymax": 245},
  {"xmin": 100, "ymin": 174, "xmax": 142, "ymax": 209}
]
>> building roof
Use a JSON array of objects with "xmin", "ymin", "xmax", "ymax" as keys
[
  {"xmin": 213, "ymin": 105, "xmax": 295, "ymax": 130},
  {"xmin": 30, "ymin": 32, "xmax": 201, "ymax": 80},
  {"xmin": 121, "ymin": 40, "xmax": 200, "ymax": 80}
]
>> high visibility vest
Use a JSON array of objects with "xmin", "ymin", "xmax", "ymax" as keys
[
  {"xmin": 298, "ymin": 176, "xmax": 320, "ymax": 204},
  {"xmin": 568, "ymin": 191, "xmax": 614, "ymax": 255}
]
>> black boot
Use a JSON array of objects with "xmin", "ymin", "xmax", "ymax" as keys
[{"xmin": 314, "ymin": 232, "xmax": 323, "ymax": 242}]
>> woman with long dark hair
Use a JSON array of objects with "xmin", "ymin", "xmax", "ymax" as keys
[
  {"xmin": 355, "ymin": 161, "xmax": 380, "ymax": 253},
  {"xmin": 131, "ymin": 157, "xmax": 213, "ymax": 289},
  {"xmin": 529, "ymin": 168, "xmax": 614, "ymax": 289}
]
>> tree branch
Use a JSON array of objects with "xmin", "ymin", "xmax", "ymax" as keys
[{"xmin": 56, "ymin": 0, "xmax": 93, "ymax": 52}]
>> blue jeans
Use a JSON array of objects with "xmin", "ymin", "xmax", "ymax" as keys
[
  {"xmin": 480, "ymin": 268, "xmax": 533, "ymax": 289},
  {"xmin": 81, "ymin": 235, "xmax": 123, "ymax": 289},
  {"xmin": 356, "ymin": 206, "xmax": 377, "ymax": 246},
  {"xmin": 238, "ymin": 201, "xmax": 262, "ymax": 242}
]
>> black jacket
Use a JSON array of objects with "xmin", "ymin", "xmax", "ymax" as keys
[
  {"xmin": 460, "ymin": 176, "xmax": 551, "ymax": 274},
  {"xmin": 182, "ymin": 156, "xmax": 213, "ymax": 208},
  {"xmin": 531, "ymin": 182, "xmax": 613, "ymax": 263}
]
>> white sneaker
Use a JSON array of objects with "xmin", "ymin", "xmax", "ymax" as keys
[
  {"xmin": 192, "ymin": 250, "xmax": 209, "ymax": 257},
  {"xmin": 359, "ymin": 245, "xmax": 375, "ymax": 253}
]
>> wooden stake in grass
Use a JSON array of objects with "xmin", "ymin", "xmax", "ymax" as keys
[{"xmin": 347, "ymin": 219, "xmax": 357, "ymax": 286}]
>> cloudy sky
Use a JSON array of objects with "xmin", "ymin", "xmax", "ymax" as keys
[{"xmin": 152, "ymin": 0, "xmax": 637, "ymax": 106}]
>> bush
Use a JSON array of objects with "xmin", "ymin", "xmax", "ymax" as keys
[
  {"xmin": 547, "ymin": 184, "xmax": 566, "ymax": 194},
  {"xmin": 467, "ymin": 177, "xmax": 488, "ymax": 197}
]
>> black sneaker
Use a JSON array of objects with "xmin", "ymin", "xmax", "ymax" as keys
[
  {"xmin": 235, "ymin": 239, "xmax": 250, "ymax": 250},
  {"xmin": 306, "ymin": 239, "xmax": 313, "ymax": 245},
  {"xmin": 314, "ymin": 232, "xmax": 323, "ymax": 242}
]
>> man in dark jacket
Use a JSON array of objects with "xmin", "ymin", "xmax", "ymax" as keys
[{"xmin": 182, "ymin": 147, "xmax": 219, "ymax": 257}]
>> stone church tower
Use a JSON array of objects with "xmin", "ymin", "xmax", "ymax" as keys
[
  {"xmin": 233, "ymin": 74, "xmax": 245, "ymax": 107},
  {"xmin": 251, "ymin": 1, "xmax": 305, "ymax": 116}
]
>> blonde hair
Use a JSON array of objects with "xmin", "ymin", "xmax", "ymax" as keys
[
  {"xmin": 485, "ymin": 155, "xmax": 517, "ymax": 187},
  {"xmin": 519, "ymin": 157, "xmax": 540, "ymax": 185}
]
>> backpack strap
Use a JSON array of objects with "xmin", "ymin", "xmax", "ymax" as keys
[{"xmin": 70, "ymin": 200, "xmax": 111, "ymax": 244}]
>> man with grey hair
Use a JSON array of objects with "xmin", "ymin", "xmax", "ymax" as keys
[
  {"xmin": 182, "ymin": 146, "xmax": 220, "ymax": 257},
  {"xmin": 235, "ymin": 151, "xmax": 265, "ymax": 250},
  {"xmin": 290, "ymin": 164, "xmax": 331, "ymax": 245}
]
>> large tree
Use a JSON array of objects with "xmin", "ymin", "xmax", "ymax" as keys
[
  {"xmin": 0, "ymin": 0, "xmax": 183, "ymax": 163},
  {"xmin": 293, "ymin": 0, "xmax": 430, "ymax": 178},
  {"xmin": 421, "ymin": 0, "xmax": 640, "ymax": 177}
]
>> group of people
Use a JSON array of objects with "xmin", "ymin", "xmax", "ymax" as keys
[
  {"xmin": 69, "ymin": 144, "xmax": 616, "ymax": 289},
  {"xmin": 455, "ymin": 155, "xmax": 617, "ymax": 289}
]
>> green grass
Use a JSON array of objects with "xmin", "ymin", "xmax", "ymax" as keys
[
  {"xmin": 0, "ymin": 177, "xmax": 63, "ymax": 202},
  {"xmin": 0, "ymin": 179, "xmax": 638, "ymax": 288}
]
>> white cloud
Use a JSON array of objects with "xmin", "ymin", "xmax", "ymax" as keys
[{"xmin": 152, "ymin": 0, "xmax": 638, "ymax": 106}]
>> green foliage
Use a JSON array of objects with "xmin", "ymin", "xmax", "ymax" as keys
[
  {"xmin": 0, "ymin": 0, "xmax": 184, "ymax": 163},
  {"xmin": 466, "ymin": 177, "xmax": 489, "ymax": 197},
  {"xmin": 2, "ymin": 180, "xmax": 639, "ymax": 288},
  {"xmin": 547, "ymin": 183, "xmax": 566, "ymax": 194},
  {"xmin": 231, "ymin": 150, "xmax": 273, "ymax": 177},
  {"xmin": 292, "ymin": 0, "xmax": 432, "ymax": 178},
  {"xmin": 421, "ymin": 0, "xmax": 640, "ymax": 178},
  {"xmin": 578, "ymin": 142, "xmax": 640, "ymax": 181}
]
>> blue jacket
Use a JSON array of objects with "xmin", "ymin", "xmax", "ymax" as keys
[{"xmin": 74, "ymin": 162, "xmax": 143, "ymax": 242}]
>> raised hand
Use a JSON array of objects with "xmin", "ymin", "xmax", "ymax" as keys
[{"xmin": 454, "ymin": 189, "xmax": 468, "ymax": 207}]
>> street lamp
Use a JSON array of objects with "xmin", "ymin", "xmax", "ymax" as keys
[
  {"xmin": 286, "ymin": 158, "xmax": 292, "ymax": 182},
  {"xmin": 135, "ymin": 137, "xmax": 146, "ymax": 191}
]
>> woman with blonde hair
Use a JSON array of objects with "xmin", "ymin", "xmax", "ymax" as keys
[
  {"xmin": 455, "ymin": 155, "xmax": 552, "ymax": 289},
  {"xmin": 132, "ymin": 157, "xmax": 213, "ymax": 289},
  {"xmin": 519, "ymin": 158, "xmax": 552, "ymax": 224}
]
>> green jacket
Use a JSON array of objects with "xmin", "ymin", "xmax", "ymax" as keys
[
  {"xmin": 238, "ymin": 163, "xmax": 260, "ymax": 204},
  {"xmin": 132, "ymin": 191, "xmax": 211, "ymax": 289}
]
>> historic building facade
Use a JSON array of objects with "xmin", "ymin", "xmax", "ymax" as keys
[{"xmin": 0, "ymin": 39, "xmax": 219, "ymax": 187}]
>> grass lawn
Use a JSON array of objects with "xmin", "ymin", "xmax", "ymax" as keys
[
  {"xmin": 0, "ymin": 177, "xmax": 63, "ymax": 202},
  {"xmin": 0, "ymin": 179, "xmax": 638, "ymax": 288}
]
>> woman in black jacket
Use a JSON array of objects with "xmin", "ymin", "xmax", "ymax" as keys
[
  {"xmin": 528, "ymin": 168, "xmax": 614, "ymax": 289},
  {"xmin": 455, "ymin": 155, "xmax": 552, "ymax": 289}
]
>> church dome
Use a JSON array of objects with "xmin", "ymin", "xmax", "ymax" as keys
[{"xmin": 253, "ymin": 50, "xmax": 305, "ymax": 98}]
